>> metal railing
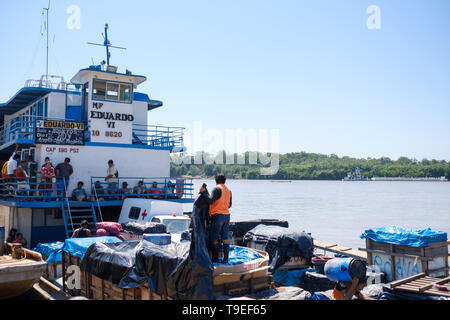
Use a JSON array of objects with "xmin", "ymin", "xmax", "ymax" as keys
[
  {"xmin": 0, "ymin": 175, "xmax": 194, "ymax": 203},
  {"xmin": 24, "ymin": 75, "xmax": 77, "ymax": 91},
  {"xmin": 132, "ymin": 124, "xmax": 184, "ymax": 149},
  {"xmin": 0, "ymin": 175, "xmax": 66, "ymax": 202},
  {"xmin": 90, "ymin": 177, "xmax": 194, "ymax": 201}
]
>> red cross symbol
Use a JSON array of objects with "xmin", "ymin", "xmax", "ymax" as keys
[{"xmin": 141, "ymin": 209, "xmax": 147, "ymax": 220}]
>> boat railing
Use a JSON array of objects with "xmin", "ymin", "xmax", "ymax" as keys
[
  {"xmin": 0, "ymin": 176, "xmax": 194, "ymax": 203},
  {"xmin": 24, "ymin": 75, "xmax": 76, "ymax": 91},
  {"xmin": 0, "ymin": 115, "xmax": 87, "ymax": 145},
  {"xmin": 132, "ymin": 124, "xmax": 185, "ymax": 149},
  {"xmin": 90, "ymin": 176, "xmax": 194, "ymax": 201},
  {"xmin": 0, "ymin": 175, "xmax": 65, "ymax": 202}
]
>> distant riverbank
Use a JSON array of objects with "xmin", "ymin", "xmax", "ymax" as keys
[{"xmin": 170, "ymin": 151, "xmax": 450, "ymax": 181}]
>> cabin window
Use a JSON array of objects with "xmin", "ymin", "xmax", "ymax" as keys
[
  {"xmin": 128, "ymin": 206, "xmax": 141, "ymax": 220},
  {"xmin": 93, "ymin": 80, "xmax": 107, "ymax": 100},
  {"xmin": 93, "ymin": 79, "xmax": 133, "ymax": 103},
  {"xmin": 119, "ymin": 84, "xmax": 132, "ymax": 102},
  {"xmin": 151, "ymin": 218, "xmax": 161, "ymax": 223}
]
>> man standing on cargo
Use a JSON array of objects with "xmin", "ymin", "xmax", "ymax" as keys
[{"xmin": 200, "ymin": 173, "xmax": 232, "ymax": 263}]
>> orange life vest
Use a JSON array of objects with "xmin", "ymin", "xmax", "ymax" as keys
[
  {"xmin": 331, "ymin": 282, "xmax": 355, "ymax": 300},
  {"xmin": 210, "ymin": 184, "xmax": 231, "ymax": 216}
]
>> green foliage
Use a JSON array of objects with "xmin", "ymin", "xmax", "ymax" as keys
[{"xmin": 170, "ymin": 151, "xmax": 450, "ymax": 180}]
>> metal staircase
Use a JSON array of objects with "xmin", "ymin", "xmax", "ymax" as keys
[
  {"xmin": 61, "ymin": 201, "xmax": 99, "ymax": 238},
  {"xmin": 60, "ymin": 180, "xmax": 101, "ymax": 238}
]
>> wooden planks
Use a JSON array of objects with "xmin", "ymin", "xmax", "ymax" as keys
[
  {"xmin": 390, "ymin": 273, "xmax": 450, "ymax": 297},
  {"xmin": 313, "ymin": 240, "xmax": 367, "ymax": 260}
]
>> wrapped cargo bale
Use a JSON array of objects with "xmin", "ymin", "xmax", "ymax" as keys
[
  {"xmin": 243, "ymin": 225, "xmax": 314, "ymax": 272},
  {"xmin": 230, "ymin": 219, "xmax": 289, "ymax": 245},
  {"xmin": 121, "ymin": 222, "xmax": 167, "ymax": 235}
]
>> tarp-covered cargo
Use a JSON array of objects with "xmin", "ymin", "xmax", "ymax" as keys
[
  {"xmin": 121, "ymin": 221, "xmax": 167, "ymax": 235},
  {"xmin": 34, "ymin": 241, "xmax": 64, "ymax": 264},
  {"xmin": 229, "ymin": 219, "xmax": 289, "ymax": 240},
  {"xmin": 79, "ymin": 202, "xmax": 215, "ymax": 300},
  {"xmin": 243, "ymin": 225, "xmax": 314, "ymax": 272},
  {"xmin": 360, "ymin": 226, "xmax": 448, "ymax": 248},
  {"xmin": 63, "ymin": 236, "xmax": 121, "ymax": 259}
]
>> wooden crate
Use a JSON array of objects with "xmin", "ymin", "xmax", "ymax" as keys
[
  {"xmin": 62, "ymin": 250, "xmax": 170, "ymax": 300},
  {"xmin": 362, "ymin": 238, "xmax": 448, "ymax": 281},
  {"xmin": 390, "ymin": 272, "xmax": 450, "ymax": 297},
  {"xmin": 213, "ymin": 265, "xmax": 270, "ymax": 297}
]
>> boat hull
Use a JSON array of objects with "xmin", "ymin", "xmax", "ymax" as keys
[{"xmin": 0, "ymin": 259, "xmax": 46, "ymax": 299}]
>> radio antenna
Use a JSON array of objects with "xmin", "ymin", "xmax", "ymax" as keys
[
  {"xmin": 43, "ymin": 0, "xmax": 51, "ymax": 83},
  {"xmin": 88, "ymin": 24, "xmax": 126, "ymax": 66}
]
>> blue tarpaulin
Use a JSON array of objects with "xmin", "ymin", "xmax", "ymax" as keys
[
  {"xmin": 360, "ymin": 226, "xmax": 447, "ymax": 248},
  {"xmin": 273, "ymin": 268, "xmax": 316, "ymax": 286},
  {"xmin": 34, "ymin": 242, "xmax": 64, "ymax": 264},
  {"xmin": 63, "ymin": 236, "xmax": 120, "ymax": 259},
  {"xmin": 212, "ymin": 245, "xmax": 262, "ymax": 267}
]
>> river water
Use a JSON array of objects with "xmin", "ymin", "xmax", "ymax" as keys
[{"xmin": 183, "ymin": 179, "xmax": 450, "ymax": 250}]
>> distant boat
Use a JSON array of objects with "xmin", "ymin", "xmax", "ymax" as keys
[
  {"xmin": 271, "ymin": 180, "xmax": 292, "ymax": 183},
  {"xmin": 371, "ymin": 176, "xmax": 448, "ymax": 182},
  {"xmin": 342, "ymin": 167, "xmax": 368, "ymax": 181}
]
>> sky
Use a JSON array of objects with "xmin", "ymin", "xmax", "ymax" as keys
[{"xmin": 0, "ymin": 1, "xmax": 449, "ymax": 160}]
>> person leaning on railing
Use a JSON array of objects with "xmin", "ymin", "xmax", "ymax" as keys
[
  {"xmin": 6, "ymin": 143, "xmax": 20, "ymax": 194},
  {"xmin": 39, "ymin": 162, "xmax": 55, "ymax": 200},
  {"xmin": 15, "ymin": 160, "xmax": 30, "ymax": 199}
]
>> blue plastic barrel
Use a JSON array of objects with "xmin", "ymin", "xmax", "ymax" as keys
[
  {"xmin": 0, "ymin": 226, "xmax": 5, "ymax": 255},
  {"xmin": 142, "ymin": 233, "xmax": 171, "ymax": 246},
  {"xmin": 324, "ymin": 257, "xmax": 366, "ymax": 282}
]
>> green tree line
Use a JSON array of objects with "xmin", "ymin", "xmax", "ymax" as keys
[{"xmin": 170, "ymin": 151, "xmax": 450, "ymax": 180}]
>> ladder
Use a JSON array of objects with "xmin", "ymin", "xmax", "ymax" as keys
[
  {"xmin": 61, "ymin": 201, "xmax": 99, "ymax": 238},
  {"xmin": 60, "ymin": 179, "xmax": 101, "ymax": 238}
]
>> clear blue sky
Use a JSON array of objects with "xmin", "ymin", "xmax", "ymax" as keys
[{"xmin": 1, "ymin": 1, "xmax": 449, "ymax": 160}]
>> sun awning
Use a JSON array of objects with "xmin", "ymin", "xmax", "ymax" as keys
[{"xmin": 0, "ymin": 87, "xmax": 52, "ymax": 115}]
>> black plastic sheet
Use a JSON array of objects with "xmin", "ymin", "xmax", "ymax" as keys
[
  {"xmin": 80, "ymin": 202, "xmax": 215, "ymax": 300},
  {"xmin": 230, "ymin": 219, "xmax": 289, "ymax": 241},
  {"xmin": 243, "ymin": 225, "xmax": 314, "ymax": 272},
  {"xmin": 121, "ymin": 221, "xmax": 167, "ymax": 235}
]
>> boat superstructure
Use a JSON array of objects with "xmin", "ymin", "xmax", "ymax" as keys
[{"xmin": 0, "ymin": 24, "xmax": 193, "ymax": 249}]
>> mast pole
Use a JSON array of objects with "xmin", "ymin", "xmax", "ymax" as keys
[{"xmin": 43, "ymin": 0, "xmax": 50, "ymax": 84}]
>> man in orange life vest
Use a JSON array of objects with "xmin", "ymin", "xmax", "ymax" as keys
[{"xmin": 200, "ymin": 173, "xmax": 232, "ymax": 263}]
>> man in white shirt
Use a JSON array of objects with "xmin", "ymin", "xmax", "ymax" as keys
[
  {"xmin": 105, "ymin": 160, "xmax": 118, "ymax": 199},
  {"xmin": 6, "ymin": 143, "xmax": 20, "ymax": 193}
]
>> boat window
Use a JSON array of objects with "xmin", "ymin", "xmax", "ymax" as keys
[
  {"xmin": 106, "ymin": 82, "xmax": 119, "ymax": 101},
  {"xmin": 93, "ymin": 80, "xmax": 107, "ymax": 100},
  {"xmin": 119, "ymin": 84, "xmax": 132, "ymax": 102},
  {"xmin": 128, "ymin": 206, "xmax": 141, "ymax": 220},
  {"xmin": 151, "ymin": 218, "xmax": 160, "ymax": 223},
  {"xmin": 92, "ymin": 80, "xmax": 132, "ymax": 103}
]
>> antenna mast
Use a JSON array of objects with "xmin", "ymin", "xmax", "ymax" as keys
[
  {"xmin": 88, "ymin": 23, "xmax": 126, "ymax": 66},
  {"xmin": 43, "ymin": 0, "xmax": 51, "ymax": 83}
]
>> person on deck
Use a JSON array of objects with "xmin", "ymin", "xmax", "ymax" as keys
[
  {"xmin": 39, "ymin": 162, "xmax": 55, "ymax": 200},
  {"xmin": 6, "ymin": 143, "xmax": 20, "ymax": 194},
  {"xmin": 93, "ymin": 181, "xmax": 105, "ymax": 201},
  {"xmin": 55, "ymin": 158, "xmax": 73, "ymax": 198},
  {"xmin": 133, "ymin": 180, "xmax": 147, "ymax": 198},
  {"xmin": 15, "ymin": 160, "xmax": 30, "ymax": 198},
  {"xmin": 6, "ymin": 228, "xmax": 17, "ymax": 243},
  {"xmin": 105, "ymin": 160, "xmax": 118, "ymax": 199},
  {"xmin": 148, "ymin": 181, "xmax": 163, "ymax": 199},
  {"xmin": 199, "ymin": 173, "xmax": 232, "ymax": 263},
  {"xmin": 27, "ymin": 155, "xmax": 37, "ymax": 196},
  {"xmin": 72, "ymin": 181, "xmax": 88, "ymax": 201},
  {"xmin": 119, "ymin": 181, "xmax": 131, "ymax": 199},
  {"xmin": 12, "ymin": 233, "xmax": 27, "ymax": 247},
  {"xmin": 331, "ymin": 276, "xmax": 375, "ymax": 300},
  {"xmin": 41, "ymin": 157, "xmax": 53, "ymax": 169},
  {"xmin": 71, "ymin": 220, "xmax": 91, "ymax": 238}
]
